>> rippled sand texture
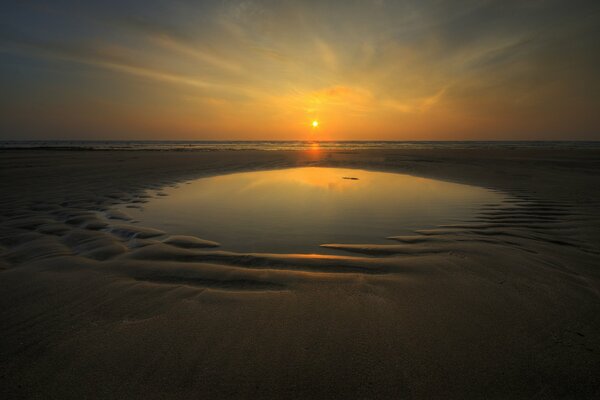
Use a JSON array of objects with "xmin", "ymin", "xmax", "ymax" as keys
[{"xmin": 1, "ymin": 149, "xmax": 599, "ymax": 399}]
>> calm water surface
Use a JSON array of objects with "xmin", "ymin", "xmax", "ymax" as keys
[
  {"xmin": 122, "ymin": 167, "xmax": 508, "ymax": 253},
  {"xmin": 2, "ymin": 140, "xmax": 598, "ymax": 150}
]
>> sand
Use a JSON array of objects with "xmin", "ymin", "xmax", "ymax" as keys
[{"xmin": 0, "ymin": 148, "xmax": 599, "ymax": 399}]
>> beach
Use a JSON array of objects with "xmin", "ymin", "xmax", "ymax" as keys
[{"xmin": 1, "ymin": 147, "xmax": 599, "ymax": 399}]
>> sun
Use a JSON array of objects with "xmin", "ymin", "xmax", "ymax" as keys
[{"xmin": 312, "ymin": 120, "xmax": 319, "ymax": 128}]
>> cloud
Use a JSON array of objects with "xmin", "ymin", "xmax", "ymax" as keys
[
  {"xmin": 119, "ymin": 16, "xmax": 244, "ymax": 74},
  {"xmin": 0, "ymin": 33, "xmax": 216, "ymax": 88},
  {"xmin": 1, "ymin": 0, "xmax": 600, "ymax": 139},
  {"xmin": 383, "ymin": 87, "xmax": 447, "ymax": 114},
  {"xmin": 314, "ymin": 38, "xmax": 337, "ymax": 70}
]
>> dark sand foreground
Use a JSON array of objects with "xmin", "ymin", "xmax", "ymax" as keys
[{"xmin": 1, "ymin": 148, "xmax": 599, "ymax": 399}]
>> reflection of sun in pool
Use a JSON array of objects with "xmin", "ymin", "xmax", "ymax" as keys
[
  {"xmin": 312, "ymin": 120, "xmax": 319, "ymax": 128},
  {"xmin": 121, "ymin": 167, "xmax": 509, "ymax": 254}
]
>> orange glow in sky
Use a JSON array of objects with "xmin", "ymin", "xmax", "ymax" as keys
[{"xmin": 1, "ymin": 1, "xmax": 599, "ymax": 140}]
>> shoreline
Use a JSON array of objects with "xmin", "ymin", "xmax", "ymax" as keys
[{"xmin": 2, "ymin": 140, "xmax": 600, "ymax": 153}]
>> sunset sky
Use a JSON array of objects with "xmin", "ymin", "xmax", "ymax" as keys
[{"xmin": 1, "ymin": 0, "xmax": 599, "ymax": 140}]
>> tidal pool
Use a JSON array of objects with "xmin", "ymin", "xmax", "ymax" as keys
[{"xmin": 122, "ymin": 167, "xmax": 508, "ymax": 253}]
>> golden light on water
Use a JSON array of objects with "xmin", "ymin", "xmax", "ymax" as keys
[{"xmin": 121, "ymin": 167, "xmax": 504, "ymax": 253}]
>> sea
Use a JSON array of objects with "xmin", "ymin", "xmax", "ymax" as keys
[{"xmin": 0, "ymin": 140, "xmax": 599, "ymax": 151}]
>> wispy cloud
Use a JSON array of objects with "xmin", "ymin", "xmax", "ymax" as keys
[
  {"xmin": 1, "ymin": 35, "xmax": 213, "ymax": 88},
  {"xmin": 1, "ymin": 0, "xmax": 599, "ymax": 139}
]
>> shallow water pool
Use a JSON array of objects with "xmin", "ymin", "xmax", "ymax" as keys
[{"xmin": 121, "ymin": 167, "xmax": 507, "ymax": 253}]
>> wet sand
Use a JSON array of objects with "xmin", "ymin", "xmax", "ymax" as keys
[{"xmin": 1, "ymin": 148, "xmax": 599, "ymax": 399}]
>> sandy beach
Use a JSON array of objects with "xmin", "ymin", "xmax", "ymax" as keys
[{"xmin": 1, "ymin": 148, "xmax": 599, "ymax": 399}]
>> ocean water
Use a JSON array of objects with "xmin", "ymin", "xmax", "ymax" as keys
[{"xmin": 1, "ymin": 140, "xmax": 599, "ymax": 151}]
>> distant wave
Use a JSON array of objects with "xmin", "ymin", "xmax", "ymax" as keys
[{"xmin": 1, "ymin": 140, "xmax": 599, "ymax": 151}]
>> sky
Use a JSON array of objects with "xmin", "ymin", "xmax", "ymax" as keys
[{"xmin": 1, "ymin": 0, "xmax": 599, "ymax": 141}]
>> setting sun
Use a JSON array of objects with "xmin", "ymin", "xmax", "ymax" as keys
[{"xmin": 312, "ymin": 120, "xmax": 319, "ymax": 128}]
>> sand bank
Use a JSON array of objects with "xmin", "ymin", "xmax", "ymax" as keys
[{"xmin": 1, "ymin": 148, "xmax": 599, "ymax": 398}]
